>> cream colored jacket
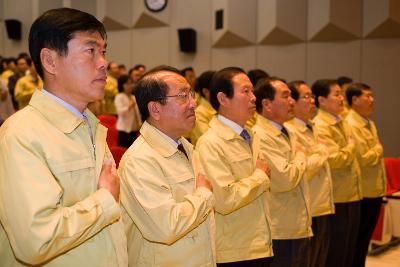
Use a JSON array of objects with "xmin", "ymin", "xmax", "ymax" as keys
[
  {"xmin": 119, "ymin": 121, "xmax": 216, "ymax": 267},
  {"xmin": 194, "ymin": 117, "xmax": 272, "ymax": 263},
  {"xmin": 190, "ymin": 97, "xmax": 216, "ymax": 146},
  {"xmin": 104, "ymin": 75, "xmax": 118, "ymax": 115},
  {"xmin": 252, "ymin": 115, "xmax": 312, "ymax": 239},
  {"xmin": 346, "ymin": 109, "xmax": 386, "ymax": 198},
  {"xmin": 313, "ymin": 109, "xmax": 362, "ymax": 203},
  {"xmin": 14, "ymin": 74, "xmax": 43, "ymax": 109},
  {"xmin": 285, "ymin": 118, "xmax": 335, "ymax": 217},
  {"xmin": 0, "ymin": 90, "xmax": 127, "ymax": 266}
]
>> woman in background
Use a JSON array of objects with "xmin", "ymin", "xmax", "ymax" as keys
[{"xmin": 115, "ymin": 74, "xmax": 142, "ymax": 148}]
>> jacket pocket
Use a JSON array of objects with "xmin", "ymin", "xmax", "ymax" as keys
[
  {"xmin": 49, "ymin": 157, "xmax": 95, "ymax": 206},
  {"xmin": 165, "ymin": 172, "xmax": 195, "ymax": 202}
]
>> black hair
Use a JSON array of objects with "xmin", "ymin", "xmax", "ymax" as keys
[
  {"xmin": 181, "ymin": 67, "xmax": 194, "ymax": 76},
  {"xmin": 287, "ymin": 80, "xmax": 306, "ymax": 101},
  {"xmin": 29, "ymin": 8, "xmax": 106, "ymax": 79},
  {"xmin": 337, "ymin": 76, "xmax": 353, "ymax": 87},
  {"xmin": 247, "ymin": 69, "xmax": 269, "ymax": 86},
  {"xmin": 209, "ymin": 67, "xmax": 246, "ymax": 111},
  {"xmin": 135, "ymin": 65, "xmax": 183, "ymax": 120},
  {"xmin": 311, "ymin": 79, "xmax": 338, "ymax": 107},
  {"xmin": 254, "ymin": 77, "xmax": 284, "ymax": 113},
  {"xmin": 117, "ymin": 74, "xmax": 131, "ymax": 93},
  {"xmin": 194, "ymin": 70, "xmax": 216, "ymax": 96},
  {"xmin": 346, "ymin": 83, "xmax": 371, "ymax": 106}
]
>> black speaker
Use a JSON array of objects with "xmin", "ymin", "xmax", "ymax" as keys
[
  {"xmin": 215, "ymin": 9, "xmax": 223, "ymax": 30},
  {"xmin": 5, "ymin": 19, "xmax": 22, "ymax": 41},
  {"xmin": 178, "ymin": 28, "xmax": 196, "ymax": 53}
]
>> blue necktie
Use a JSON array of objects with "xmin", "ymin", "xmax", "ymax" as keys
[{"xmin": 240, "ymin": 129, "xmax": 251, "ymax": 145}]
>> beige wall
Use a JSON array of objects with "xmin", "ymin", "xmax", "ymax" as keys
[{"xmin": 0, "ymin": 0, "xmax": 399, "ymax": 156}]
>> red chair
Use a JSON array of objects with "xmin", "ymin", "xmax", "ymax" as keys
[
  {"xmin": 97, "ymin": 114, "xmax": 118, "ymax": 146},
  {"xmin": 371, "ymin": 157, "xmax": 400, "ymax": 245},
  {"xmin": 384, "ymin": 157, "xmax": 400, "ymax": 195},
  {"xmin": 109, "ymin": 146, "xmax": 127, "ymax": 168}
]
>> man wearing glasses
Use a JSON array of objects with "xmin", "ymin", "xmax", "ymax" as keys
[
  {"xmin": 118, "ymin": 65, "xmax": 216, "ymax": 267},
  {"xmin": 285, "ymin": 81, "xmax": 335, "ymax": 267}
]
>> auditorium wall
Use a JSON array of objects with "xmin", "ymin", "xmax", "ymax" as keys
[{"xmin": 0, "ymin": 0, "xmax": 399, "ymax": 157}]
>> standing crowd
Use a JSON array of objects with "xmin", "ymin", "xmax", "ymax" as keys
[{"xmin": 0, "ymin": 8, "xmax": 386, "ymax": 267}]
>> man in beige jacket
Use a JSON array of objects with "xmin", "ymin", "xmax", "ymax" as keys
[
  {"xmin": 195, "ymin": 67, "xmax": 273, "ymax": 266},
  {"xmin": 345, "ymin": 83, "xmax": 386, "ymax": 267},
  {"xmin": 189, "ymin": 70, "xmax": 216, "ymax": 146},
  {"xmin": 119, "ymin": 66, "xmax": 216, "ymax": 267},
  {"xmin": 0, "ymin": 8, "xmax": 127, "ymax": 266},
  {"xmin": 312, "ymin": 79, "xmax": 362, "ymax": 267},
  {"xmin": 252, "ymin": 78, "xmax": 312, "ymax": 267},
  {"xmin": 286, "ymin": 81, "xmax": 335, "ymax": 267}
]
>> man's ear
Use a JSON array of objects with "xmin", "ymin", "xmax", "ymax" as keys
[
  {"xmin": 148, "ymin": 101, "xmax": 161, "ymax": 121},
  {"xmin": 351, "ymin": 95, "xmax": 359, "ymax": 107},
  {"xmin": 318, "ymin": 96, "xmax": 326, "ymax": 108},
  {"xmin": 262, "ymin": 98, "xmax": 272, "ymax": 113},
  {"xmin": 217, "ymin": 91, "xmax": 229, "ymax": 108},
  {"xmin": 40, "ymin": 48, "xmax": 57, "ymax": 75},
  {"xmin": 202, "ymin": 88, "xmax": 210, "ymax": 99}
]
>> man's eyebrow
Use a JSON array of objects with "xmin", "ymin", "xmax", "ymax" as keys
[{"xmin": 85, "ymin": 39, "xmax": 107, "ymax": 49}]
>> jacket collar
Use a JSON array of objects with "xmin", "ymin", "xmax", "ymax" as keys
[
  {"xmin": 29, "ymin": 90, "xmax": 98, "ymax": 134},
  {"xmin": 315, "ymin": 109, "xmax": 341, "ymax": 126},
  {"xmin": 347, "ymin": 109, "xmax": 369, "ymax": 128},
  {"xmin": 209, "ymin": 116, "xmax": 248, "ymax": 141},
  {"xmin": 255, "ymin": 115, "xmax": 281, "ymax": 137},
  {"xmin": 140, "ymin": 121, "xmax": 191, "ymax": 158}
]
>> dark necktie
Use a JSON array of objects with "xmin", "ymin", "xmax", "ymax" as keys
[
  {"xmin": 281, "ymin": 127, "xmax": 290, "ymax": 140},
  {"xmin": 240, "ymin": 129, "xmax": 251, "ymax": 145},
  {"xmin": 366, "ymin": 119, "xmax": 372, "ymax": 131},
  {"xmin": 336, "ymin": 121, "xmax": 346, "ymax": 137},
  {"xmin": 177, "ymin": 143, "xmax": 188, "ymax": 159}
]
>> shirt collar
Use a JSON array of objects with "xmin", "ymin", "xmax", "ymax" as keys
[
  {"xmin": 140, "ymin": 121, "xmax": 189, "ymax": 158},
  {"xmin": 266, "ymin": 118, "xmax": 283, "ymax": 132},
  {"xmin": 42, "ymin": 89, "xmax": 86, "ymax": 120},
  {"xmin": 217, "ymin": 114, "xmax": 244, "ymax": 136},
  {"xmin": 348, "ymin": 109, "xmax": 370, "ymax": 127},
  {"xmin": 153, "ymin": 126, "xmax": 180, "ymax": 148},
  {"xmin": 317, "ymin": 109, "xmax": 342, "ymax": 125},
  {"xmin": 294, "ymin": 117, "xmax": 307, "ymax": 127},
  {"xmin": 255, "ymin": 115, "xmax": 281, "ymax": 137},
  {"xmin": 29, "ymin": 90, "xmax": 99, "ymax": 134}
]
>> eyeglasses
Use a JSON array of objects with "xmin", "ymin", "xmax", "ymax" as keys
[
  {"xmin": 164, "ymin": 90, "xmax": 195, "ymax": 104},
  {"xmin": 301, "ymin": 94, "xmax": 315, "ymax": 100}
]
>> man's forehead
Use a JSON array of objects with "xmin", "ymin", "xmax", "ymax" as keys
[
  {"xmin": 232, "ymin": 73, "xmax": 252, "ymax": 86},
  {"xmin": 154, "ymin": 71, "xmax": 189, "ymax": 89},
  {"xmin": 273, "ymin": 80, "xmax": 289, "ymax": 92},
  {"xmin": 362, "ymin": 89, "xmax": 373, "ymax": 96},
  {"xmin": 299, "ymin": 84, "xmax": 311, "ymax": 94},
  {"xmin": 71, "ymin": 31, "xmax": 106, "ymax": 47},
  {"xmin": 330, "ymin": 84, "xmax": 341, "ymax": 93}
]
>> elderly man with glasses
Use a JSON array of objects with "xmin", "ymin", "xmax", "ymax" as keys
[{"xmin": 118, "ymin": 65, "xmax": 216, "ymax": 267}]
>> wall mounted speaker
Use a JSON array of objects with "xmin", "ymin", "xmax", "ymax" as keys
[
  {"xmin": 178, "ymin": 28, "xmax": 196, "ymax": 53},
  {"xmin": 215, "ymin": 9, "xmax": 223, "ymax": 30},
  {"xmin": 5, "ymin": 19, "xmax": 21, "ymax": 40}
]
